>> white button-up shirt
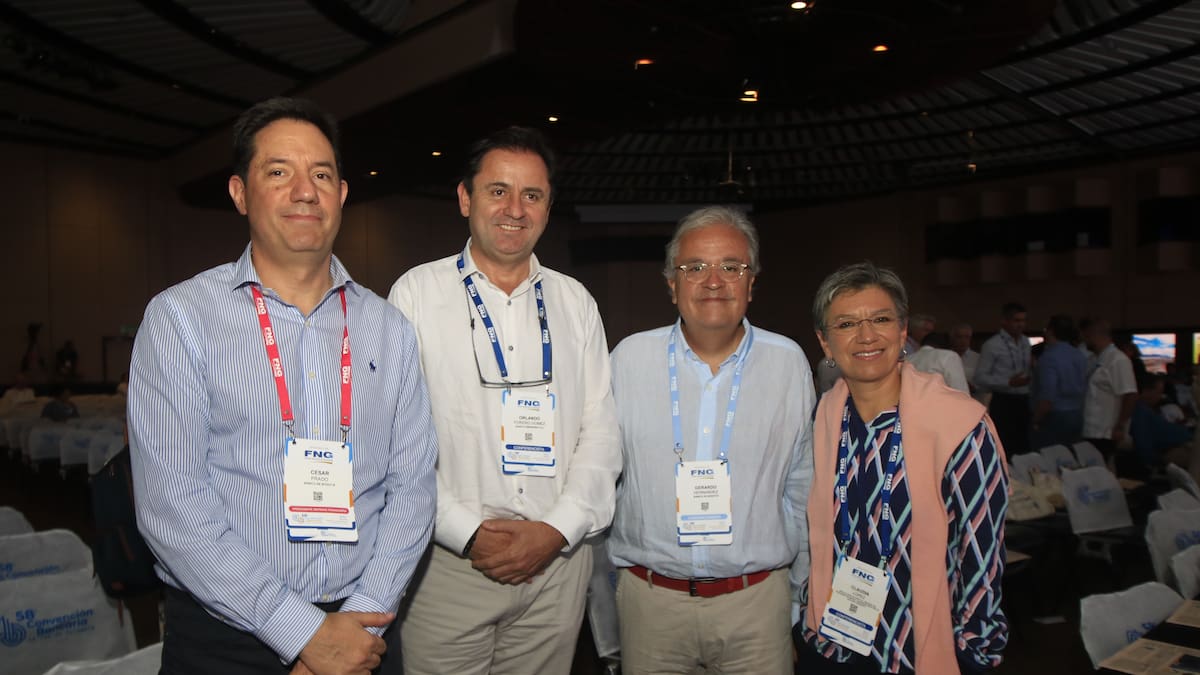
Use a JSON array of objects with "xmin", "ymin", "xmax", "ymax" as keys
[
  {"xmin": 388, "ymin": 243, "xmax": 621, "ymax": 553},
  {"xmin": 1082, "ymin": 343, "xmax": 1138, "ymax": 439}
]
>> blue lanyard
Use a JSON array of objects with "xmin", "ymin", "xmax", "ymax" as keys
[
  {"xmin": 667, "ymin": 325, "xmax": 753, "ymax": 463},
  {"xmin": 836, "ymin": 400, "xmax": 902, "ymax": 564},
  {"xmin": 458, "ymin": 255, "xmax": 552, "ymax": 382}
]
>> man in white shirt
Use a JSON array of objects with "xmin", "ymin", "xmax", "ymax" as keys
[
  {"xmin": 975, "ymin": 302, "xmax": 1032, "ymax": 453},
  {"xmin": 1081, "ymin": 318, "xmax": 1137, "ymax": 465},
  {"xmin": 950, "ymin": 323, "xmax": 984, "ymax": 402},
  {"xmin": 904, "ymin": 313, "xmax": 935, "ymax": 356},
  {"xmin": 388, "ymin": 127, "xmax": 621, "ymax": 675},
  {"xmin": 608, "ymin": 207, "xmax": 814, "ymax": 674},
  {"xmin": 906, "ymin": 333, "xmax": 970, "ymax": 393}
]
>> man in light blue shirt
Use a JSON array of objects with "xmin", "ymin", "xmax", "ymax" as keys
[
  {"xmin": 975, "ymin": 302, "xmax": 1033, "ymax": 454},
  {"xmin": 128, "ymin": 97, "xmax": 437, "ymax": 675},
  {"xmin": 608, "ymin": 206, "xmax": 814, "ymax": 674}
]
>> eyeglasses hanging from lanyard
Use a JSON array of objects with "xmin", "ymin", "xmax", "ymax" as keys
[{"xmin": 458, "ymin": 255, "xmax": 552, "ymax": 389}]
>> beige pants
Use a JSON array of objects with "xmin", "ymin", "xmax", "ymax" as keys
[
  {"xmin": 400, "ymin": 543, "xmax": 591, "ymax": 675},
  {"xmin": 616, "ymin": 567, "xmax": 792, "ymax": 675}
]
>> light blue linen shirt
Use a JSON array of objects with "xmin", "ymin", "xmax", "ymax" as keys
[
  {"xmin": 608, "ymin": 320, "xmax": 815, "ymax": 602},
  {"xmin": 128, "ymin": 245, "xmax": 437, "ymax": 663}
]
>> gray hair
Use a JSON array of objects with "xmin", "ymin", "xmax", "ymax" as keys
[
  {"xmin": 812, "ymin": 261, "xmax": 909, "ymax": 333},
  {"xmin": 663, "ymin": 206, "xmax": 761, "ymax": 280}
]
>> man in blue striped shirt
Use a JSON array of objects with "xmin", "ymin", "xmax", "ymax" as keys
[{"xmin": 128, "ymin": 97, "xmax": 437, "ymax": 675}]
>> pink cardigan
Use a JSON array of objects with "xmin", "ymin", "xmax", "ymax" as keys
[{"xmin": 805, "ymin": 364, "xmax": 1006, "ymax": 674}]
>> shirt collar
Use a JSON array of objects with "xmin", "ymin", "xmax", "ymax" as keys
[
  {"xmin": 231, "ymin": 243, "xmax": 359, "ymax": 298},
  {"xmin": 458, "ymin": 239, "xmax": 542, "ymax": 287},
  {"xmin": 673, "ymin": 317, "xmax": 754, "ymax": 370}
]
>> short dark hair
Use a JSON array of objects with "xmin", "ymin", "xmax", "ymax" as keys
[
  {"xmin": 232, "ymin": 97, "xmax": 342, "ymax": 181},
  {"xmin": 461, "ymin": 126, "xmax": 556, "ymax": 198},
  {"xmin": 1001, "ymin": 301, "xmax": 1026, "ymax": 319},
  {"xmin": 1046, "ymin": 314, "xmax": 1078, "ymax": 344}
]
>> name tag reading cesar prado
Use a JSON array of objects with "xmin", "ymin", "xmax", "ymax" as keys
[
  {"xmin": 284, "ymin": 438, "xmax": 357, "ymax": 542},
  {"xmin": 500, "ymin": 390, "xmax": 557, "ymax": 477},
  {"xmin": 675, "ymin": 460, "xmax": 733, "ymax": 546}
]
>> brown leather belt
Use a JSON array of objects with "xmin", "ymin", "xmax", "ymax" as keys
[{"xmin": 627, "ymin": 564, "xmax": 772, "ymax": 598}]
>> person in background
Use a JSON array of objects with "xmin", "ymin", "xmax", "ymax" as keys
[
  {"xmin": 608, "ymin": 206, "xmax": 814, "ymax": 674},
  {"xmin": 975, "ymin": 302, "xmax": 1032, "ymax": 454},
  {"xmin": 0, "ymin": 372, "xmax": 36, "ymax": 412},
  {"xmin": 797, "ymin": 261, "xmax": 1008, "ymax": 674},
  {"xmin": 1129, "ymin": 374, "xmax": 1199, "ymax": 482},
  {"xmin": 906, "ymin": 332, "xmax": 969, "ymax": 394},
  {"xmin": 41, "ymin": 385, "xmax": 79, "ymax": 422},
  {"xmin": 1031, "ymin": 315, "xmax": 1087, "ymax": 450},
  {"xmin": 1081, "ymin": 319, "xmax": 1137, "ymax": 469},
  {"xmin": 903, "ymin": 313, "xmax": 935, "ymax": 356}
]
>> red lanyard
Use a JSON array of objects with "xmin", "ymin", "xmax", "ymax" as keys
[{"xmin": 251, "ymin": 285, "xmax": 351, "ymax": 438}]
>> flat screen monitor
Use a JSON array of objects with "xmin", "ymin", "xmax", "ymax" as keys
[
  {"xmin": 1194, "ymin": 332, "xmax": 1200, "ymax": 365},
  {"xmin": 1133, "ymin": 333, "xmax": 1175, "ymax": 374}
]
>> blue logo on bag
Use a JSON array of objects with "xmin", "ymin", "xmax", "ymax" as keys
[
  {"xmin": 1077, "ymin": 485, "xmax": 1111, "ymax": 504},
  {"xmin": 1175, "ymin": 530, "xmax": 1200, "ymax": 551},
  {"xmin": 0, "ymin": 616, "xmax": 27, "ymax": 647}
]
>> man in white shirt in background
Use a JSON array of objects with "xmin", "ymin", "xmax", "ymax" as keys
[
  {"xmin": 1081, "ymin": 318, "xmax": 1138, "ymax": 467},
  {"xmin": 607, "ymin": 207, "xmax": 814, "ymax": 674},
  {"xmin": 950, "ymin": 323, "xmax": 986, "ymax": 403},
  {"xmin": 904, "ymin": 313, "xmax": 935, "ymax": 356},
  {"xmin": 907, "ymin": 332, "xmax": 970, "ymax": 394},
  {"xmin": 388, "ymin": 127, "xmax": 621, "ymax": 675},
  {"xmin": 976, "ymin": 301, "xmax": 1032, "ymax": 454}
]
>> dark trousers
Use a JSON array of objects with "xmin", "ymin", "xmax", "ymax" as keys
[
  {"xmin": 792, "ymin": 636, "xmax": 910, "ymax": 674},
  {"xmin": 161, "ymin": 586, "xmax": 403, "ymax": 675},
  {"xmin": 989, "ymin": 392, "xmax": 1031, "ymax": 454}
]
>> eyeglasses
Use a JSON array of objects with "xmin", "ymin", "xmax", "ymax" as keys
[
  {"xmin": 464, "ymin": 288, "xmax": 553, "ymax": 389},
  {"xmin": 825, "ymin": 314, "xmax": 903, "ymax": 335},
  {"xmin": 675, "ymin": 261, "xmax": 751, "ymax": 284}
]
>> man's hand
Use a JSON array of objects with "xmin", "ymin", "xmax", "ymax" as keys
[
  {"xmin": 470, "ymin": 519, "xmax": 566, "ymax": 585},
  {"xmin": 1009, "ymin": 373, "xmax": 1031, "ymax": 387},
  {"xmin": 295, "ymin": 611, "xmax": 393, "ymax": 675}
]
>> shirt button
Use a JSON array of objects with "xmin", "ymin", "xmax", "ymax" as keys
[
  {"xmin": 308, "ymin": 371, "xmax": 316, "ymax": 380},
  {"xmin": 703, "ymin": 427, "xmax": 710, "ymax": 434},
  {"xmin": 507, "ymin": 345, "xmax": 513, "ymax": 351},
  {"xmin": 518, "ymin": 488, "xmax": 525, "ymax": 494},
  {"xmin": 321, "ymin": 594, "xmax": 330, "ymax": 602},
  {"xmin": 312, "ymin": 426, "xmax": 320, "ymax": 435},
  {"xmin": 507, "ymin": 300, "xmax": 512, "ymax": 306}
]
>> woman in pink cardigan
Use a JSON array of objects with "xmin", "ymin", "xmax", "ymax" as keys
[{"xmin": 794, "ymin": 262, "xmax": 1009, "ymax": 674}]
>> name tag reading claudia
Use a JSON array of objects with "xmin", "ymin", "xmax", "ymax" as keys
[
  {"xmin": 675, "ymin": 460, "xmax": 732, "ymax": 546},
  {"xmin": 818, "ymin": 556, "xmax": 890, "ymax": 656},
  {"xmin": 283, "ymin": 438, "xmax": 357, "ymax": 542},
  {"xmin": 500, "ymin": 390, "xmax": 557, "ymax": 477}
]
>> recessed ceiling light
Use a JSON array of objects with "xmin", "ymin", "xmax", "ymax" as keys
[
  {"xmin": 872, "ymin": 44, "xmax": 889, "ymax": 52},
  {"xmin": 368, "ymin": 170, "xmax": 379, "ymax": 176},
  {"xmin": 635, "ymin": 58, "xmax": 654, "ymax": 68},
  {"xmin": 739, "ymin": 89, "xmax": 759, "ymax": 103},
  {"xmin": 790, "ymin": 1, "xmax": 809, "ymax": 9},
  {"xmin": 430, "ymin": 151, "xmax": 442, "ymax": 157},
  {"xmin": 547, "ymin": 116, "xmax": 559, "ymax": 123}
]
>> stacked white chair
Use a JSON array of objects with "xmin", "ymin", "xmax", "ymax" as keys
[
  {"xmin": 41, "ymin": 642, "xmax": 162, "ymax": 675},
  {"xmin": 1158, "ymin": 488, "xmax": 1200, "ymax": 512},
  {"xmin": 0, "ymin": 530, "xmax": 92, "ymax": 581},
  {"xmin": 1072, "ymin": 440, "xmax": 1106, "ymax": 469},
  {"xmin": 1144, "ymin": 509, "xmax": 1200, "ymax": 591},
  {"xmin": 1166, "ymin": 464, "xmax": 1200, "ymax": 500},
  {"xmin": 27, "ymin": 425, "xmax": 72, "ymax": 464},
  {"xmin": 58, "ymin": 430, "xmax": 97, "ymax": 470},
  {"xmin": 1172, "ymin": 544, "xmax": 1200, "ymax": 601},
  {"xmin": 1039, "ymin": 444, "xmax": 1079, "ymax": 472},
  {"xmin": 0, "ymin": 568, "xmax": 135, "ymax": 675},
  {"xmin": 87, "ymin": 436, "xmax": 125, "ymax": 476},
  {"xmin": 1079, "ymin": 581, "xmax": 1182, "ymax": 668},
  {"xmin": 0, "ymin": 507, "xmax": 34, "ymax": 536}
]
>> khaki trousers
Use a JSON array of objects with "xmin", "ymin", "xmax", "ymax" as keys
[
  {"xmin": 400, "ymin": 543, "xmax": 591, "ymax": 675},
  {"xmin": 616, "ymin": 567, "xmax": 792, "ymax": 675}
]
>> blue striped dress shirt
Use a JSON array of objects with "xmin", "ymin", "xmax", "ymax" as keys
[{"xmin": 128, "ymin": 245, "xmax": 437, "ymax": 663}]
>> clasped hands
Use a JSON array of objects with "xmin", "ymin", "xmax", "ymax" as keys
[
  {"xmin": 291, "ymin": 610, "xmax": 392, "ymax": 675},
  {"xmin": 467, "ymin": 519, "xmax": 567, "ymax": 585}
]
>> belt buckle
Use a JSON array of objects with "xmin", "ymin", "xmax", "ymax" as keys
[{"xmin": 687, "ymin": 577, "xmax": 718, "ymax": 597}]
